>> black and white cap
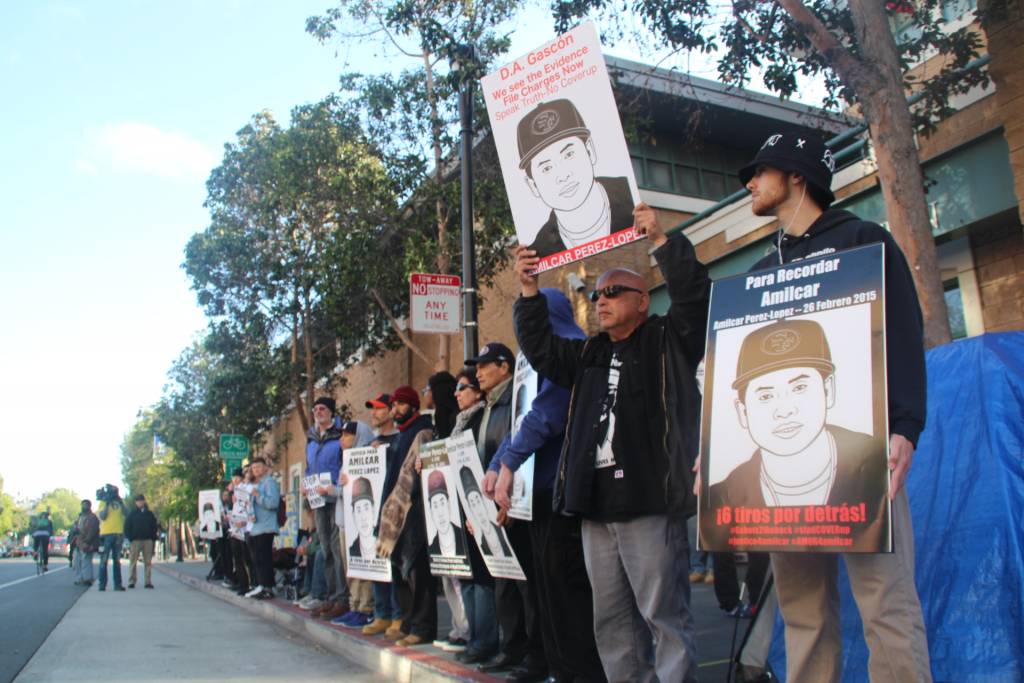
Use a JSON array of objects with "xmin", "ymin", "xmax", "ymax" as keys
[{"xmin": 739, "ymin": 133, "xmax": 836, "ymax": 204}]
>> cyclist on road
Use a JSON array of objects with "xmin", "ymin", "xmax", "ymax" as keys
[{"xmin": 32, "ymin": 511, "xmax": 54, "ymax": 571}]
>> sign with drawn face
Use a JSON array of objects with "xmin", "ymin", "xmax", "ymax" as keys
[
  {"xmin": 698, "ymin": 244, "xmax": 890, "ymax": 554},
  {"xmin": 482, "ymin": 21, "xmax": 641, "ymax": 273},
  {"xmin": 342, "ymin": 445, "xmax": 391, "ymax": 582}
]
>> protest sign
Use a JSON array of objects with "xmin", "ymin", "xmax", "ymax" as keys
[
  {"xmin": 304, "ymin": 474, "xmax": 325, "ymax": 509},
  {"xmin": 197, "ymin": 489, "xmax": 222, "ymax": 540},
  {"xmin": 507, "ymin": 352, "xmax": 537, "ymax": 521},
  {"xmin": 481, "ymin": 20, "xmax": 640, "ymax": 273},
  {"xmin": 698, "ymin": 244, "xmax": 890, "ymax": 553},
  {"xmin": 342, "ymin": 445, "xmax": 391, "ymax": 582},
  {"xmin": 230, "ymin": 483, "xmax": 253, "ymax": 540},
  {"xmin": 420, "ymin": 439, "xmax": 473, "ymax": 578},
  {"xmin": 447, "ymin": 431, "xmax": 526, "ymax": 580}
]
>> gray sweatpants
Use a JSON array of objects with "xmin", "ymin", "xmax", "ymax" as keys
[{"xmin": 581, "ymin": 514, "xmax": 697, "ymax": 683}]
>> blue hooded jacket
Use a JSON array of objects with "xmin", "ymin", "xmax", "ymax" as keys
[
  {"xmin": 489, "ymin": 288, "xmax": 584, "ymax": 494},
  {"xmin": 306, "ymin": 415, "xmax": 343, "ymax": 487}
]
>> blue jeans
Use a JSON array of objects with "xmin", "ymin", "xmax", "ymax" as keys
[
  {"xmin": 372, "ymin": 568, "xmax": 404, "ymax": 621},
  {"xmin": 74, "ymin": 550, "xmax": 95, "ymax": 583},
  {"xmin": 460, "ymin": 582, "xmax": 499, "ymax": 657},
  {"xmin": 97, "ymin": 534, "xmax": 123, "ymax": 589},
  {"xmin": 310, "ymin": 548, "xmax": 328, "ymax": 599}
]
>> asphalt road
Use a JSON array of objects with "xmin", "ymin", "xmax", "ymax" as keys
[{"xmin": 0, "ymin": 557, "xmax": 86, "ymax": 683}]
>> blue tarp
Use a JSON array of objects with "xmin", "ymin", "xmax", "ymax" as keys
[{"xmin": 768, "ymin": 331, "xmax": 1024, "ymax": 682}]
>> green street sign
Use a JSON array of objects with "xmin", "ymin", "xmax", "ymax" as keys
[
  {"xmin": 223, "ymin": 457, "xmax": 243, "ymax": 482},
  {"xmin": 219, "ymin": 434, "xmax": 249, "ymax": 460}
]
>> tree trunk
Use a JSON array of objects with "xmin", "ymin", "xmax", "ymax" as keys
[
  {"xmin": 848, "ymin": 0, "xmax": 952, "ymax": 347},
  {"xmin": 291, "ymin": 307, "xmax": 309, "ymax": 433}
]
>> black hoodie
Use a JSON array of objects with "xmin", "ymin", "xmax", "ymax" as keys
[{"xmin": 748, "ymin": 209, "xmax": 927, "ymax": 446}]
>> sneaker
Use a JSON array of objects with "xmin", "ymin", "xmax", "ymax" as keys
[
  {"xmin": 114, "ymin": 586, "xmax": 126, "ymax": 592},
  {"xmin": 338, "ymin": 612, "xmax": 371, "ymax": 628},
  {"xmin": 145, "ymin": 584, "xmax": 154, "ymax": 589},
  {"xmin": 300, "ymin": 598, "xmax": 324, "ymax": 611},
  {"xmin": 362, "ymin": 618, "xmax": 392, "ymax": 636},
  {"xmin": 432, "ymin": 639, "xmax": 450, "ymax": 649},
  {"xmin": 244, "ymin": 586, "xmax": 264, "ymax": 598},
  {"xmin": 441, "ymin": 638, "xmax": 468, "ymax": 653},
  {"xmin": 688, "ymin": 570, "xmax": 706, "ymax": 583},
  {"xmin": 703, "ymin": 570, "xmax": 715, "ymax": 584},
  {"xmin": 221, "ymin": 579, "xmax": 234, "ymax": 588}
]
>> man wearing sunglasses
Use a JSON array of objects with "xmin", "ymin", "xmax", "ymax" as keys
[{"xmin": 513, "ymin": 201, "xmax": 710, "ymax": 683}]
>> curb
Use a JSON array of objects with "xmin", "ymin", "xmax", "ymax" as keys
[{"xmin": 157, "ymin": 564, "xmax": 499, "ymax": 683}]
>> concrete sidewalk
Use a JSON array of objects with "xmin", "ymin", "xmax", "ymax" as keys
[
  {"xmin": 158, "ymin": 559, "xmax": 751, "ymax": 682},
  {"xmin": 159, "ymin": 561, "xmax": 501, "ymax": 683},
  {"xmin": 13, "ymin": 561, "xmax": 385, "ymax": 683}
]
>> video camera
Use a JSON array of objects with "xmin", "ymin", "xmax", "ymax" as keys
[{"xmin": 96, "ymin": 483, "xmax": 120, "ymax": 503}]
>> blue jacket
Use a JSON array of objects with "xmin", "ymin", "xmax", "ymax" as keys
[
  {"xmin": 490, "ymin": 288, "xmax": 584, "ymax": 494},
  {"xmin": 306, "ymin": 416, "xmax": 344, "ymax": 485},
  {"xmin": 250, "ymin": 475, "xmax": 281, "ymax": 536}
]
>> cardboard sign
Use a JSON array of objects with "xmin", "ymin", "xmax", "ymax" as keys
[
  {"xmin": 197, "ymin": 489, "xmax": 223, "ymax": 540},
  {"xmin": 698, "ymin": 244, "xmax": 891, "ymax": 553},
  {"xmin": 448, "ymin": 431, "xmax": 526, "ymax": 580},
  {"xmin": 410, "ymin": 273, "xmax": 461, "ymax": 334},
  {"xmin": 420, "ymin": 439, "xmax": 473, "ymax": 578},
  {"xmin": 507, "ymin": 352, "xmax": 537, "ymax": 521},
  {"xmin": 481, "ymin": 21, "xmax": 641, "ymax": 273},
  {"xmin": 342, "ymin": 446, "xmax": 391, "ymax": 582}
]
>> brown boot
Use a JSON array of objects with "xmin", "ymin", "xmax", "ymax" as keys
[
  {"xmin": 362, "ymin": 618, "xmax": 391, "ymax": 636},
  {"xmin": 320, "ymin": 601, "xmax": 348, "ymax": 621},
  {"xmin": 310, "ymin": 601, "xmax": 335, "ymax": 619},
  {"xmin": 384, "ymin": 619, "xmax": 404, "ymax": 639}
]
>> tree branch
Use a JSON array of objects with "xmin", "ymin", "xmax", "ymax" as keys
[
  {"xmin": 369, "ymin": 288, "xmax": 433, "ymax": 365},
  {"xmin": 775, "ymin": 0, "xmax": 871, "ymax": 88}
]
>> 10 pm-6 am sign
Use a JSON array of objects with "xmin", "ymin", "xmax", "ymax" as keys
[{"xmin": 409, "ymin": 273, "xmax": 461, "ymax": 334}]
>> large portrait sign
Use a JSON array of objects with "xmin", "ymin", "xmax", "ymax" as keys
[
  {"xmin": 698, "ymin": 244, "xmax": 891, "ymax": 553},
  {"xmin": 342, "ymin": 445, "xmax": 391, "ymax": 582},
  {"xmin": 197, "ymin": 489, "xmax": 223, "ymax": 540},
  {"xmin": 230, "ymin": 483, "xmax": 253, "ymax": 541},
  {"xmin": 420, "ymin": 439, "xmax": 473, "ymax": 578},
  {"xmin": 481, "ymin": 20, "xmax": 641, "ymax": 273},
  {"xmin": 507, "ymin": 352, "xmax": 537, "ymax": 521},
  {"xmin": 447, "ymin": 431, "xmax": 527, "ymax": 580}
]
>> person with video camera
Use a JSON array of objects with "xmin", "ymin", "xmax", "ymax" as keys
[{"xmin": 96, "ymin": 484, "xmax": 127, "ymax": 592}]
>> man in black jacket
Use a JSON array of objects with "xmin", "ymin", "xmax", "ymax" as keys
[
  {"xmin": 124, "ymin": 494, "xmax": 159, "ymax": 589},
  {"xmin": 513, "ymin": 202, "xmax": 709, "ymax": 683},
  {"xmin": 738, "ymin": 132, "xmax": 931, "ymax": 683}
]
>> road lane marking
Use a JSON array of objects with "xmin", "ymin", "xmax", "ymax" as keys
[{"xmin": 0, "ymin": 565, "xmax": 69, "ymax": 591}]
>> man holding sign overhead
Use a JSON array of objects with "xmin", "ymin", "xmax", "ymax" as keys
[{"xmin": 514, "ymin": 203, "xmax": 710, "ymax": 683}]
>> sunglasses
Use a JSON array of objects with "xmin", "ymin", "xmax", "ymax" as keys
[
  {"xmin": 455, "ymin": 383, "xmax": 476, "ymax": 393},
  {"xmin": 589, "ymin": 284, "xmax": 644, "ymax": 302}
]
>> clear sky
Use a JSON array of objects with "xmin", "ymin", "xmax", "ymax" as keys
[{"xmin": 0, "ymin": 1, "xmax": 823, "ymax": 505}]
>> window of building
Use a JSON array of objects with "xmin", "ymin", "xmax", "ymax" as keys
[
  {"xmin": 629, "ymin": 139, "xmax": 749, "ymax": 201},
  {"xmin": 942, "ymin": 0, "xmax": 977, "ymax": 22},
  {"xmin": 944, "ymin": 279, "xmax": 968, "ymax": 340}
]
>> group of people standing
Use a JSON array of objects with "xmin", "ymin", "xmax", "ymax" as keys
[
  {"xmin": 204, "ymin": 134, "xmax": 931, "ymax": 683},
  {"xmin": 66, "ymin": 488, "xmax": 160, "ymax": 591}
]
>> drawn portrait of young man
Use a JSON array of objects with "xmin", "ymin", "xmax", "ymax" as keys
[
  {"xmin": 516, "ymin": 98, "xmax": 634, "ymax": 257},
  {"xmin": 706, "ymin": 318, "xmax": 887, "ymax": 550}
]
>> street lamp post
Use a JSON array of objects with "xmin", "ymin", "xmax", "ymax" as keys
[{"xmin": 454, "ymin": 44, "xmax": 479, "ymax": 360}]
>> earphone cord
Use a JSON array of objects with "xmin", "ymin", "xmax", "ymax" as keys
[{"xmin": 777, "ymin": 183, "xmax": 808, "ymax": 266}]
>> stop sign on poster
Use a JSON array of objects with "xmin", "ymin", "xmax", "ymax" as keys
[{"xmin": 410, "ymin": 273, "xmax": 461, "ymax": 334}]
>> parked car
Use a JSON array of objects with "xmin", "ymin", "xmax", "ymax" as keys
[{"xmin": 48, "ymin": 535, "xmax": 71, "ymax": 558}]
